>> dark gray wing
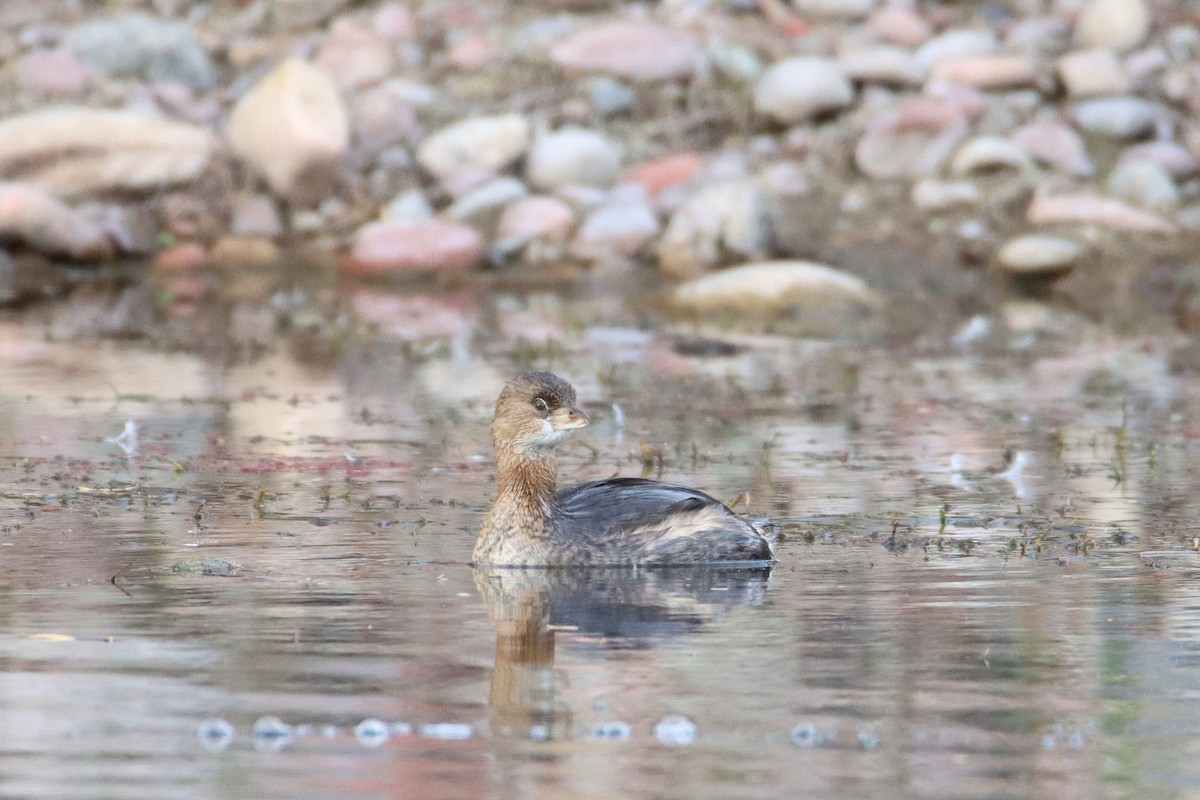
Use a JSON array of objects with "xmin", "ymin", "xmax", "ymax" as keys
[{"xmin": 554, "ymin": 478, "xmax": 729, "ymax": 539}]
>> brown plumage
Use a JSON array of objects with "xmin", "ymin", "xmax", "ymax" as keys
[{"xmin": 473, "ymin": 371, "xmax": 775, "ymax": 567}]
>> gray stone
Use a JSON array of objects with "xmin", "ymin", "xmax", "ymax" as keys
[
  {"xmin": 526, "ymin": 127, "xmax": 621, "ymax": 190},
  {"xmin": 1072, "ymin": 97, "xmax": 1159, "ymax": 139},
  {"xmin": 66, "ymin": 14, "xmax": 215, "ymax": 90},
  {"xmin": 1106, "ymin": 161, "xmax": 1179, "ymax": 208}
]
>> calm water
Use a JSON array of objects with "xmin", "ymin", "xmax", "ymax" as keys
[{"xmin": 2, "ymin": 318, "xmax": 1200, "ymax": 799}]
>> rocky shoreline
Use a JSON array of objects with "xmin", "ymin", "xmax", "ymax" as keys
[{"xmin": 0, "ymin": 0, "xmax": 1197, "ymax": 342}]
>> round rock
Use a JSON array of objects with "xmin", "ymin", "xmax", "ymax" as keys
[
  {"xmin": 549, "ymin": 21, "xmax": 700, "ymax": 82},
  {"xmin": 342, "ymin": 219, "xmax": 485, "ymax": 275},
  {"xmin": 1075, "ymin": 0, "xmax": 1149, "ymax": 51},
  {"xmin": 753, "ymin": 57, "xmax": 854, "ymax": 125},
  {"xmin": 995, "ymin": 235, "xmax": 1082, "ymax": 279},
  {"xmin": 526, "ymin": 127, "xmax": 621, "ymax": 190},
  {"xmin": 416, "ymin": 114, "xmax": 530, "ymax": 180},
  {"xmin": 1105, "ymin": 161, "xmax": 1179, "ymax": 208},
  {"xmin": 1071, "ymin": 97, "xmax": 1159, "ymax": 139},
  {"xmin": 672, "ymin": 260, "xmax": 880, "ymax": 314}
]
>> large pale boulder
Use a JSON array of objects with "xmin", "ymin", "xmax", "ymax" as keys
[
  {"xmin": 0, "ymin": 107, "xmax": 215, "ymax": 198},
  {"xmin": 227, "ymin": 59, "xmax": 349, "ymax": 202}
]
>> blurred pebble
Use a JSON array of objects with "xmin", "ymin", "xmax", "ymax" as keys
[
  {"xmin": 949, "ymin": 136, "xmax": 1032, "ymax": 175},
  {"xmin": 16, "ymin": 49, "xmax": 97, "ymax": 95},
  {"xmin": 795, "ymin": 0, "xmax": 875, "ymax": 17},
  {"xmin": 658, "ymin": 179, "xmax": 771, "ymax": 280},
  {"xmin": 753, "ymin": 57, "xmax": 854, "ymax": 124},
  {"xmin": 550, "ymin": 21, "xmax": 700, "ymax": 82},
  {"xmin": 855, "ymin": 97, "xmax": 967, "ymax": 179},
  {"xmin": 315, "ymin": 18, "xmax": 394, "ymax": 89},
  {"xmin": 446, "ymin": 177, "xmax": 529, "ymax": 231},
  {"xmin": 623, "ymin": 152, "xmax": 703, "ymax": 205},
  {"xmin": 527, "ymin": 127, "xmax": 622, "ymax": 190},
  {"xmin": 585, "ymin": 77, "xmax": 636, "ymax": 117},
  {"xmin": 995, "ymin": 235, "xmax": 1082, "ymax": 278},
  {"xmin": 230, "ymin": 193, "xmax": 282, "ymax": 238},
  {"xmin": 1071, "ymin": 97, "xmax": 1159, "ymax": 139},
  {"xmin": 1012, "ymin": 121, "xmax": 1095, "ymax": 177},
  {"xmin": 1106, "ymin": 161, "xmax": 1179, "ymax": 208},
  {"xmin": 1028, "ymin": 192, "xmax": 1175, "ymax": 232},
  {"xmin": 0, "ymin": 182, "xmax": 115, "ymax": 260},
  {"xmin": 342, "ymin": 219, "xmax": 485, "ymax": 275},
  {"xmin": 1075, "ymin": 0, "xmax": 1149, "ymax": 51},
  {"xmin": 915, "ymin": 30, "xmax": 998, "ymax": 72},
  {"xmin": 838, "ymin": 46, "xmax": 926, "ymax": 86},
  {"xmin": 571, "ymin": 198, "xmax": 660, "ymax": 262},
  {"xmin": 1058, "ymin": 48, "xmax": 1130, "ymax": 98},
  {"xmin": 496, "ymin": 195, "xmax": 576, "ymax": 245},
  {"xmin": 1118, "ymin": 141, "xmax": 1198, "ymax": 178},
  {"xmin": 867, "ymin": 6, "xmax": 932, "ymax": 47},
  {"xmin": 911, "ymin": 179, "xmax": 981, "ymax": 211},
  {"xmin": 416, "ymin": 114, "xmax": 530, "ymax": 181},
  {"xmin": 929, "ymin": 55, "xmax": 1038, "ymax": 90},
  {"xmin": 673, "ymin": 260, "xmax": 881, "ymax": 314}
]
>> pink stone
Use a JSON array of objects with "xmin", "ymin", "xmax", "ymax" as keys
[
  {"xmin": 448, "ymin": 31, "xmax": 497, "ymax": 71},
  {"xmin": 1012, "ymin": 122, "xmax": 1095, "ymax": 177},
  {"xmin": 854, "ymin": 97, "xmax": 968, "ymax": 179},
  {"xmin": 342, "ymin": 220, "xmax": 486, "ymax": 275},
  {"xmin": 373, "ymin": 3, "xmax": 415, "ymax": 41},
  {"xmin": 496, "ymin": 196, "xmax": 576, "ymax": 243},
  {"xmin": 17, "ymin": 49, "xmax": 97, "ymax": 95},
  {"xmin": 622, "ymin": 152, "xmax": 704, "ymax": 199},
  {"xmin": 1118, "ymin": 141, "xmax": 1198, "ymax": 178},
  {"xmin": 550, "ymin": 22, "xmax": 700, "ymax": 82},
  {"xmin": 352, "ymin": 84, "xmax": 420, "ymax": 155},
  {"xmin": 929, "ymin": 55, "xmax": 1038, "ymax": 90},
  {"xmin": 1028, "ymin": 192, "xmax": 1175, "ymax": 232},
  {"xmin": 0, "ymin": 182, "xmax": 113, "ymax": 259},
  {"xmin": 866, "ymin": 6, "xmax": 932, "ymax": 47},
  {"xmin": 315, "ymin": 19, "xmax": 394, "ymax": 90}
]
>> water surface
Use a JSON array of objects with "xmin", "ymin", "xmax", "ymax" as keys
[{"xmin": 2, "ymin": 318, "xmax": 1199, "ymax": 799}]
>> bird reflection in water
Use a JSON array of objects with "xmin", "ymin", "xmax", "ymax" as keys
[{"xmin": 473, "ymin": 567, "xmax": 773, "ymax": 740}]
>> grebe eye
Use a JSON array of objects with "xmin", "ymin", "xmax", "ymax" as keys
[{"xmin": 532, "ymin": 398, "xmax": 549, "ymax": 413}]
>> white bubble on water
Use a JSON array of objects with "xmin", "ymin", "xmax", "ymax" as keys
[
  {"xmin": 197, "ymin": 718, "xmax": 235, "ymax": 753},
  {"xmin": 355, "ymin": 718, "xmax": 390, "ymax": 747},
  {"xmin": 789, "ymin": 722, "xmax": 824, "ymax": 747},
  {"xmin": 592, "ymin": 721, "xmax": 632, "ymax": 741},
  {"xmin": 654, "ymin": 715, "xmax": 696, "ymax": 747},
  {"xmin": 251, "ymin": 716, "xmax": 293, "ymax": 752},
  {"xmin": 420, "ymin": 722, "xmax": 473, "ymax": 740}
]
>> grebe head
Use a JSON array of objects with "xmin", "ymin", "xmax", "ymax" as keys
[{"xmin": 492, "ymin": 371, "xmax": 590, "ymax": 456}]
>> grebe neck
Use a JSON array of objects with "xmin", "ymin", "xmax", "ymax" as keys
[{"xmin": 494, "ymin": 444, "xmax": 559, "ymax": 513}]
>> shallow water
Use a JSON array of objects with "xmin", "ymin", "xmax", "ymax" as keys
[{"xmin": 3, "ymin": 308, "xmax": 1200, "ymax": 799}]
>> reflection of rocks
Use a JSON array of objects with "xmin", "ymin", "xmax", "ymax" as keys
[{"xmin": 474, "ymin": 566, "xmax": 771, "ymax": 739}]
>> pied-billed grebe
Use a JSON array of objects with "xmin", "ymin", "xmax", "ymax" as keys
[{"xmin": 473, "ymin": 371, "xmax": 775, "ymax": 567}]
